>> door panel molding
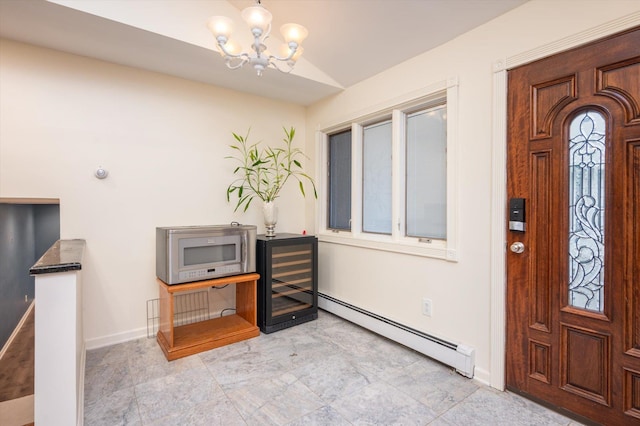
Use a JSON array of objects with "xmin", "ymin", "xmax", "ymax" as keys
[
  {"xmin": 530, "ymin": 151, "xmax": 552, "ymax": 332},
  {"xmin": 623, "ymin": 368, "xmax": 640, "ymax": 419},
  {"xmin": 625, "ymin": 139, "xmax": 640, "ymax": 356},
  {"xmin": 531, "ymin": 76, "xmax": 577, "ymax": 139},
  {"xmin": 528, "ymin": 339, "xmax": 552, "ymax": 384},
  {"xmin": 596, "ymin": 58, "xmax": 640, "ymax": 124},
  {"xmin": 624, "ymin": 138, "xmax": 640, "ymax": 358},
  {"xmin": 560, "ymin": 323, "xmax": 611, "ymax": 406}
]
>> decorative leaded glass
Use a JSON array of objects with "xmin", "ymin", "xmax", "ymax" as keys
[{"xmin": 568, "ymin": 110, "xmax": 605, "ymax": 312}]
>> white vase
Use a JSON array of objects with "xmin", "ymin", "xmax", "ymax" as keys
[{"xmin": 263, "ymin": 200, "xmax": 278, "ymax": 237}]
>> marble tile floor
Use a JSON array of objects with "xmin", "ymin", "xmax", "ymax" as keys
[{"xmin": 84, "ymin": 310, "xmax": 585, "ymax": 425}]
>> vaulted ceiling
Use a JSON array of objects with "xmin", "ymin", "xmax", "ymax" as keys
[{"xmin": 0, "ymin": 0, "xmax": 528, "ymax": 105}]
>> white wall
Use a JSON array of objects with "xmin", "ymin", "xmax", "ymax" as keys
[
  {"xmin": 305, "ymin": 0, "xmax": 640, "ymax": 385},
  {"xmin": 0, "ymin": 40, "xmax": 307, "ymax": 347}
]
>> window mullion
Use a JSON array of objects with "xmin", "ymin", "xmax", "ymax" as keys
[
  {"xmin": 317, "ymin": 131, "xmax": 328, "ymax": 233},
  {"xmin": 392, "ymin": 109, "xmax": 404, "ymax": 241},
  {"xmin": 351, "ymin": 123, "xmax": 363, "ymax": 237}
]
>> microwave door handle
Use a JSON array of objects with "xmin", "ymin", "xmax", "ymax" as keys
[{"xmin": 241, "ymin": 232, "xmax": 248, "ymax": 271}]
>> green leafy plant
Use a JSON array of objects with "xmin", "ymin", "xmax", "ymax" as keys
[{"xmin": 226, "ymin": 126, "xmax": 317, "ymax": 212}]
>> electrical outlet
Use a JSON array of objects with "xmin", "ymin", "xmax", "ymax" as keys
[{"xmin": 422, "ymin": 298, "xmax": 432, "ymax": 317}]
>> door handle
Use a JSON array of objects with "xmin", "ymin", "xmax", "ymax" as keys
[{"xmin": 510, "ymin": 242, "xmax": 525, "ymax": 254}]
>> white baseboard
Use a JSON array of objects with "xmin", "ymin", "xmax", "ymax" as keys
[
  {"xmin": 84, "ymin": 326, "xmax": 148, "ymax": 350},
  {"xmin": 472, "ymin": 367, "xmax": 490, "ymax": 387},
  {"xmin": 77, "ymin": 342, "xmax": 86, "ymax": 426}
]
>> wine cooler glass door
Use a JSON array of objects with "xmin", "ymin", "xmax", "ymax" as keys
[{"xmin": 270, "ymin": 242, "xmax": 314, "ymax": 317}]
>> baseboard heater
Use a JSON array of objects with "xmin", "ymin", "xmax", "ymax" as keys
[{"xmin": 318, "ymin": 293, "xmax": 475, "ymax": 378}]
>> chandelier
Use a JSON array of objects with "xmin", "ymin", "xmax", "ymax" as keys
[{"xmin": 206, "ymin": 1, "xmax": 308, "ymax": 76}]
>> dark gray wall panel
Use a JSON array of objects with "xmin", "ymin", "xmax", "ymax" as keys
[{"xmin": 0, "ymin": 203, "xmax": 59, "ymax": 349}]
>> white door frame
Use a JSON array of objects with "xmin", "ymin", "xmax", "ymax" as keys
[{"xmin": 490, "ymin": 11, "xmax": 640, "ymax": 391}]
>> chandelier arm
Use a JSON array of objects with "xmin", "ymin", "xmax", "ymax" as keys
[
  {"xmin": 217, "ymin": 40, "xmax": 248, "ymax": 59},
  {"xmin": 262, "ymin": 23, "xmax": 272, "ymax": 41},
  {"xmin": 268, "ymin": 59, "xmax": 295, "ymax": 74},
  {"xmin": 225, "ymin": 56, "xmax": 250, "ymax": 70},
  {"xmin": 268, "ymin": 43, "xmax": 299, "ymax": 62}
]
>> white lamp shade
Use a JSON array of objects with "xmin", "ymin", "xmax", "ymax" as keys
[
  {"xmin": 207, "ymin": 16, "xmax": 234, "ymax": 39},
  {"xmin": 241, "ymin": 5, "xmax": 272, "ymax": 33},
  {"xmin": 280, "ymin": 23, "xmax": 308, "ymax": 45}
]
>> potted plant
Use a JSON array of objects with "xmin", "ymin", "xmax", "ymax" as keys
[{"xmin": 226, "ymin": 126, "xmax": 317, "ymax": 236}]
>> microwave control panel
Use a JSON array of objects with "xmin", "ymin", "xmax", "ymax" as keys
[{"xmin": 179, "ymin": 263, "xmax": 241, "ymax": 281}]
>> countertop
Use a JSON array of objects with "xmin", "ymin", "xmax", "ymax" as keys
[{"xmin": 29, "ymin": 239, "xmax": 86, "ymax": 275}]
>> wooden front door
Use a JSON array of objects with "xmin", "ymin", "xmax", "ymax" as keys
[{"xmin": 506, "ymin": 27, "xmax": 640, "ymax": 424}]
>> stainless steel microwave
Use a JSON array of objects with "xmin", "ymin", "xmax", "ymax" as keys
[{"xmin": 156, "ymin": 224, "xmax": 256, "ymax": 285}]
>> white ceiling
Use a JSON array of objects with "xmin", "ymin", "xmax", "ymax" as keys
[{"xmin": 0, "ymin": 0, "xmax": 528, "ymax": 105}]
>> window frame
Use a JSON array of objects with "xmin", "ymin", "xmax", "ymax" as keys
[{"xmin": 316, "ymin": 78, "xmax": 459, "ymax": 261}]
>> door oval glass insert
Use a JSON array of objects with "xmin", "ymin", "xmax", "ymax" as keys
[{"xmin": 568, "ymin": 110, "xmax": 605, "ymax": 312}]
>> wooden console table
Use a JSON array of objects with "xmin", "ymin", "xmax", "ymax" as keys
[{"xmin": 156, "ymin": 273, "xmax": 260, "ymax": 361}]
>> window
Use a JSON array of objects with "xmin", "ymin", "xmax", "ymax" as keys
[
  {"xmin": 406, "ymin": 105, "xmax": 447, "ymax": 239},
  {"xmin": 568, "ymin": 110, "xmax": 606, "ymax": 312},
  {"xmin": 319, "ymin": 79, "xmax": 458, "ymax": 261},
  {"xmin": 362, "ymin": 120, "xmax": 392, "ymax": 234},
  {"xmin": 328, "ymin": 129, "xmax": 352, "ymax": 230}
]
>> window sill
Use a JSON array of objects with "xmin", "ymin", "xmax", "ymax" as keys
[{"xmin": 317, "ymin": 232, "xmax": 457, "ymax": 261}]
